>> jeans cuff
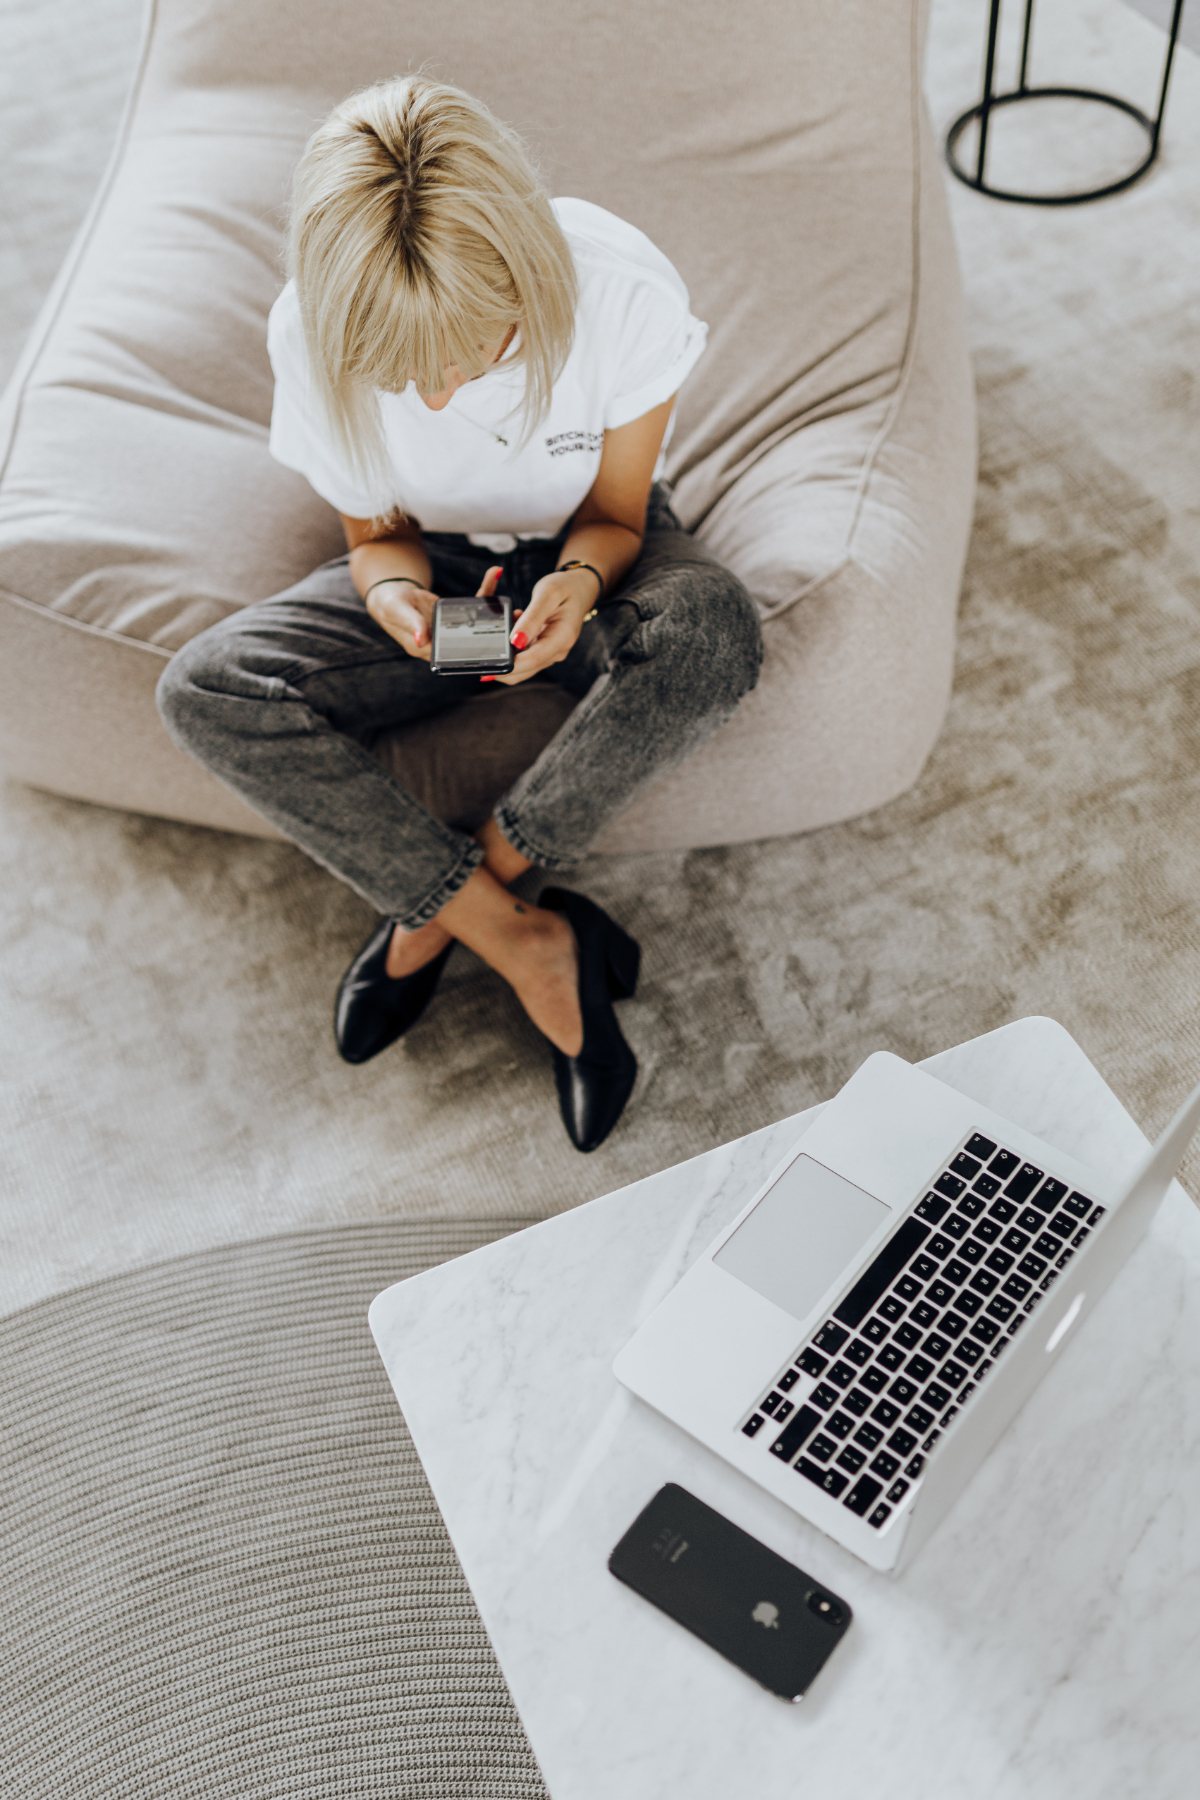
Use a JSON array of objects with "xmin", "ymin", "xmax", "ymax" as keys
[
  {"xmin": 492, "ymin": 805, "xmax": 578, "ymax": 872},
  {"xmin": 396, "ymin": 840, "xmax": 486, "ymax": 929}
]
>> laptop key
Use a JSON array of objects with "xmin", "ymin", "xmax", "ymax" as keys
[
  {"xmin": 926, "ymin": 1280, "xmax": 955, "ymax": 1308},
  {"xmin": 954, "ymin": 1290, "xmax": 982, "ymax": 1317},
  {"xmin": 1034, "ymin": 1177, "xmax": 1068, "ymax": 1211},
  {"xmin": 922, "ymin": 1381, "xmax": 951, "ymax": 1410},
  {"xmin": 842, "ymin": 1388, "xmax": 872, "ymax": 1418},
  {"xmin": 871, "ymin": 1399, "xmax": 901, "ymax": 1428},
  {"xmin": 879, "ymin": 1296, "xmax": 907, "ymax": 1323},
  {"xmin": 827, "ymin": 1360, "xmax": 856, "ymax": 1387},
  {"xmin": 1006, "ymin": 1312, "xmax": 1027, "ymax": 1335},
  {"xmin": 843, "ymin": 1474, "xmax": 883, "ymax": 1516},
  {"xmin": 869, "ymin": 1451, "xmax": 901, "ymax": 1480},
  {"xmin": 914, "ymin": 1192, "xmax": 950, "ymax": 1224},
  {"xmin": 844, "ymin": 1338, "xmax": 873, "ymax": 1366},
  {"xmin": 1004, "ymin": 1164, "xmax": 1044, "ymax": 1204},
  {"xmin": 911, "ymin": 1253, "xmax": 939, "ymax": 1282},
  {"xmin": 887, "ymin": 1478, "xmax": 910, "ymax": 1503},
  {"xmin": 813, "ymin": 1321, "xmax": 849, "ymax": 1354},
  {"xmin": 1000, "ymin": 1228, "xmax": 1030, "ymax": 1254},
  {"xmin": 868, "ymin": 1504, "xmax": 892, "ymax": 1529},
  {"xmin": 986, "ymin": 1295, "xmax": 1015, "ymax": 1322},
  {"xmin": 894, "ymin": 1321, "xmax": 923, "ymax": 1350},
  {"xmin": 904, "ymin": 1453, "xmax": 926, "ymax": 1478},
  {"xmin": 956, "ymin": 1193, "xmax": 985, "ymax": 1219},
  {"xmin": 826, "ymin": 1411, "xmax": 854, "ymax": 1438},
  {"xmin": 860, "ymin": 1365, "xmax": 889, "ymax": 1393},
  {"xmin": 895, "ymin": 1275, "xmax": 923, "ymax": 1302},
  {"xmin": 988, "ymin": 1149, "xmax": 1020, "ymax": 1178},
  {"xmin": 972, "ymin": 1217, "xmax": 1001, "ymax": 1244},
  {"xmin": 1017, "ymin": 1252, "xmax": 1047, "ymax": 1280},
  {"xmin": 836, "ymin": 1445, "xmax": 866, "ymax": 1474},
  {"xmin": 808, "ymin": 1433, "xmax": 836, "ymax": 1461},
  {"xmin": 955, "ymin": 1337, "xmax": 983, "ymax": 1365},
  {"xmin": 862, "ymin": 1317, "xmax": 890, "ymax": 1344},
  {"xmin": 1016, "ymin": 1208, "xmax": 1044, "ymax": 1233},
  {"xmin": 743, "ymin": 1414, "xmax": 765, "ymax": 1438},
  {"xmin": 1072, "ymin": 1227, "xmax": 1090, "ymax": 1248},
  {"xmin": 1087, "ymin": 1204, "xmax": 1105, "ymax": 1227},
  {"xmin": 905, "ymin": 1354, "xmax": 935, "ymax": 1384},
  {"xmin": 938, "ymin": 1360, "xmax": 968, "ymax": 1389},
  {"xmin": 905, "ymin": 1403, "xmax": 935, "ymax": 1432},
  {"xmin": 927, "ymin": 1233, "xmax": 956, "ymax": 1259},
  {"xmin": 833, "ymin": 1217, "xmax": 932, "ymax": 1329},
  {"xmin": 778, "ymin": 1368, "xmax": 800, "ymax": 1392},
  {"xmin": 877, "ymin": 1343, "xmax": 906, "ymax": 1371},
  {"xmin": 942, "ymin": 1257, "xmax": 971, "ymax": 1285},
  {"xmin": 798, "ymin": 1347, "xmax": 828, "ymax": 1377},
  {"xmin": 958, "ymin": 1237, "xmax": 985, "ymax": 1264},
  {"xmin": 774, "ymin": 1400, "xmax": 794, "ymax": 1424},
  {"xmin": 1047, "ymin": 1211, "xmax": 1075, "ymax": 1239},
  {"xmin": 853, "ymin": 1421, "xmax": 884, "ymax": 1450},
  {"xmin": 935, "ymin": 1173, "xmax": 965, "ymax": 1199},
  {"xmin": 965, "ymin": 1133, "xmax": 997, "ymax": 1159},
  {"xmin": 1055, "ymin": 1248, "xmax": 1075, "ymax": 1269},
  {"xmin": 921, "ymin": 1429, "xmax": 942, "ymax": 1451},
  {"xmin": 942, "ymin": 1214, "xmax": 970, "ymax": 1241},
  {"xmin": 887, "ymin": 1427, "xmax": 918, "ymax": 1456},
  {"xmin": 985, "ymin": 1248, "xmax": 1014, "ymax": 1274},
  {"xmin": 761, "ymin": 1391, "xmax": 783, "ymax": 1416},
  {"xmin": 888, "ymin": 1377, "xmax": 919, "ymax": 1405},
  {"xmin": 972, "ymin": 1173, "xmax": 1001, "ymax": 1199},
  {"xmin": 1065, "ymin": 1191, "xmax": 1092, "ymax": 1219},
  {"xmin": 1034, "ymin": 1233, "xmax": 1061, "ymax": 1259},
  {"xmin": 911, "ymin": 1301, "xmax": 939, "ymax": 1328},
  {"xmin": 811, "ymin": 1382, "xmax": 839, "ymax": 1410},
  {"xmin": 938, "ymin": 1310, "xmax": 968, "ymax": 1338},
  {"xmin": 989, "ymin": 1198, "xmax": 1017, "ymax": 1224},
  {"xmin": 950, "ymin": 1152, "xmax": 981, "ymax": 1179},
  {"xmin": 921, "ymin": 1331, "xmax": 951, "ymax": 1360},
  {"xmin": 796, "ymin": 1458, "xmax": 848, "ymax": 1497},
  {"xmin": 768, "ymin": 1403, "xmax": 821, "ymax": 1461},
  {"xmin": 970, "ymin": 1316, "xmax": 1000, "ymax": 1344}
]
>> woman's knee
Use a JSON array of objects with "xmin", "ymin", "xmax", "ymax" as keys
[
  {"xmin": 645, "ymin": 565, "xmax": 763, "ymax": 707},
  {"xmin": 156, "ymin": 618, "xmax": 274, "ymax": 751}
]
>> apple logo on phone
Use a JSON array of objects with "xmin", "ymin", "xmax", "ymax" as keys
[{"xmin": 751, "ymin": 1601, "xmax": 780, "ymax": 1629}]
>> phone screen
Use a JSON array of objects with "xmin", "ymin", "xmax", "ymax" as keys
[
  {"xmin": 431, "ymin": 596, "xmax": 513, "ymax": 673},
  {"xmin": 609, "ymin": 1484, "xmax": 851, "ymax": 1700}
]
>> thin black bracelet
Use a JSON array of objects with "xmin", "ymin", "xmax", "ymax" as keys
[
  {"xmin": 364, "ymin": 575, "xmax": 424, "ymax": 603},
  {"xmin": 558, "ymin": 560, "xmax": 605, "ymax": 603}
]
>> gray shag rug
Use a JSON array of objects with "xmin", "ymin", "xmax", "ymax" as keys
[{"xmin": 0, "ymin": 1222, "xmax": 547, "ymax": 1800}]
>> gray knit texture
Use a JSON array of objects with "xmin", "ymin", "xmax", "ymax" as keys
[{"xmin": 0, "ymin": 1222, "xmax": 549, "ymax": 1799}]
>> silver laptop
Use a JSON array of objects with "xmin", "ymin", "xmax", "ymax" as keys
[{"xmin": 614, "ymin": 1051, "xmax": 1200, "ymax": 1574}]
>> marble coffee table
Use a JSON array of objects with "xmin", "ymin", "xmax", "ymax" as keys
[{"xmin": 369, "ymin": 1018, "xmax": 1200, "ymax": 1800}]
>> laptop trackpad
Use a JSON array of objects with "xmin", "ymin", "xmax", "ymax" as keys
[{"xmin": 713, "ymin": 1155, "xmax": 890, "ymax": 1324}]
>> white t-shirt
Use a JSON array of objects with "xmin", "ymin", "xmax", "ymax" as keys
[{"xmin": 266, "ymin": 197, "xmax": 707, "ymax": 549}]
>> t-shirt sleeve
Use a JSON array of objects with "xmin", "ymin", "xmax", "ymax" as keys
[
  {"xmin": 602, "ymin": 273, "xmax": 708, "ymax": 432},
  {"xmin": 266, "ymin": 284, "xmax": 391, "ymax": 519}
]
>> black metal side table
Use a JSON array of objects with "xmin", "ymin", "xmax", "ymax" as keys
[{"xmin": 946, "ymin": 0, "xmax": 1187, "ymax": 204}]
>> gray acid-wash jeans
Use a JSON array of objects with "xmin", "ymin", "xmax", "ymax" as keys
[{"xmin": 157, "ymin": 486, "xmax": 763, "ymax": 929}]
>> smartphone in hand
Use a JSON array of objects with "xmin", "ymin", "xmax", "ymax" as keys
[
  {"xmin": 609, "ymin": 1484, "xmax": 852, "ymax": 1701},
  {"xmin": 430, "ymin": 594, "xmax": 515, "ymax": 675}
]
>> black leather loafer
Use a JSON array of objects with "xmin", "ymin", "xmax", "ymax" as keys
[
  {"xmin": 334, "ymin": 918, "xmax": 453, "ymax": 1064},
  {"xmin": 540, "ymin": 887, "xmax": 641, "ymax": 1153}
]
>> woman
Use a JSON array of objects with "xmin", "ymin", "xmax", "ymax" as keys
[{"xmin": 158, "ymin": 76, "xmax": 762, "ymax": 1152}]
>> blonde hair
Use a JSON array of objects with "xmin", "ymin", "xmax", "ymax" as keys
[{"xmin": 288, "ymin": 75, "xmax": 578, "ymax": 501}]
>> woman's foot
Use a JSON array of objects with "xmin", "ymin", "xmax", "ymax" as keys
[
  {"xmin": 437, "ymin": 871, "xmax": 583, "ymax": 1056},
  {"xmin": 385, "ymin": 917, "xmax": 452, "ymax": 979}
]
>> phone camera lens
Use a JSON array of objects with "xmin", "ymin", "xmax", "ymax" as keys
[{"xmin": 807, "ymin": 1590, "xmax": 843, "ymax": 1627}]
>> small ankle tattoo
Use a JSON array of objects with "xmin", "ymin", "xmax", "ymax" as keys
[{"xmin": 514, "ymin": 902, "xmax": 527, "ymax": 914}]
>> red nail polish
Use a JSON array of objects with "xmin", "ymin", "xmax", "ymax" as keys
[
  {"xmin": 480, "ymin": 675, "xmax": 495, "ymax": 683},
  {"xmin": 512, "ymin": 631, "xmax": 528, "ymax": 650}
]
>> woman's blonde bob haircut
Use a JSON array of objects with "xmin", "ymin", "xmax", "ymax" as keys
[{"xmin": 289, "ymin": 75, "xmax": 578, "ymax": 497}]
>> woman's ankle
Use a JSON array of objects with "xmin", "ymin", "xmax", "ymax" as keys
[
  {"xmin": 476, "ymin": 815, "xmax": 531, "ymax": 888},
  {"xmin": 386, "ymin": 917, "xmax": 452, "ymax": 979}
]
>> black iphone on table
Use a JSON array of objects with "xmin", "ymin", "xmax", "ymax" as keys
[
  {"xmin": 608, "ymin": 1483, "xmax": 852, "ymax": 1701},
  {"xmin": 430, "ymin": 593, "xmax": 515, "ymax": 675}
]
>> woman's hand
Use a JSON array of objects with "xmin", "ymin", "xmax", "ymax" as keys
[
  {"xmin": 366, "ymin": 565, "xmax": 505, "ymax": 661},
  {"xmin": 489, "ymin": 566, "xmax": 599, "ymax": 687}
]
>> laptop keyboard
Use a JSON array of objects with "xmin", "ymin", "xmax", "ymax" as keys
[{"xmin": 739, "ymin": 1132, "xmax": 1105, "ymax": 1531}]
